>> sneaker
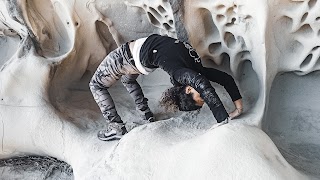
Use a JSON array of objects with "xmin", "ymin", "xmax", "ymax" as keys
[
  {"xmin": 210, "ymin": 117, "xmax": 230, "ymax": 130},
  {"xmin": 144, "ymin": 111, "xmax": 155, "ymax": 122},
  {"xmin": 97, "ymin": 122, "xmax": 128, "ymax": 141},
  {"xmin": 138, "ymin": 108, "xmax": 155, "ymax": 122}
]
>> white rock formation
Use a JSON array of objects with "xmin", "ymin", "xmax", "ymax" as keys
[{"xmin": 0, "ymin": 0, "xmax": 319, "ymax": 179}]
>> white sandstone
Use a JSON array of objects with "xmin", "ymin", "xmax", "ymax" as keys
[{"xmin": 0, "ymin": 0, "xmax": 319, "ymax": 179}]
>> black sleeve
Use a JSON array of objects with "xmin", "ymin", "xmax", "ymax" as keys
[
  {"xmin": 172, "ymin": 68, "xmax": 228, "ymax": 122},
  {"xmin": 170, "ymin": 76, "xmax": 181, "ymax": 86},
  {"xmin": 201, "ymin": 67, "xmax": 242, "ymax": 102}
]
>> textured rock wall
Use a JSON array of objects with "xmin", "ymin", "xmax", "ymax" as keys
[{"xmin": 0, "ymin": 0, "xmax": 319, "ymax": 179}]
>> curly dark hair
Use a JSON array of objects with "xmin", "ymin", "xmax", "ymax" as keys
[{"xmin": 160, "ymin": 86, "xmax": 202, "ymax": 112}]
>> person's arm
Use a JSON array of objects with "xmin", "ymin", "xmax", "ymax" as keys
[
  {"xmin": 201, "ymin": 67, "xmax": 243, "ymax": 119},
  {"xmin": 172, "ymin": 68, "xmax": 228, "ymax": 122},
  {"xmin": 201, "ymin": 67, "xmax": 242, "ymax": 102},
  {"xmin": 170, "ymin": 76, "xmax": 181, "ymax": 86}
]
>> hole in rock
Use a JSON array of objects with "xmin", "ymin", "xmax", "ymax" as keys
[
  {"xmin": 168, "ymin": 20, "xmax": 173, "ymax": 25},
  {"xmin": 163, "ymin": 23, "xmax": 171, "ymax": 30},
  {"xmin": 295, "ymin": 24, "xmax": 314, "ymax": 38},
  {"xmin": 220, "ymin": 52, "xmax": 230, "ymax": 62},
  {"xmin": 226, "ymin": 18, "xmax": 236, "ymax": 27},
  {"xmin": 231, "ymin": 17, "xmax": 236, "ymax": 23},
  {"xmin": 226, "ymin": 7, "xmax": 235, "ymax": 16},
  {"xmin": 199, "ymin": 8, "xmax": 219, "ymax": 40},
  {"xmin": 95, "ymin": 21, "xmax": 117, "ymax": 51},
  {"xmin": 237, "ymin": 36, "xmax": 247, "ymax": 49},
  {"xmin": 216, "ymin": 4, "xmax": 225, "ymax": 11},
  {"xmin": 308, "ymin": 0, "xmax": 316, "ymax": 9},
  {"xmin": 316, "ymin": 17, "xmax": 320, "ymax": 21},
  {"xmin": 263, "ymin": 71, "xmax": 320, "ymax": 177},
  {"xmin": 157, "ymin": 5, "xmax": 166, "ymax": 14},
  {"xmin": 236, "ymin": 51, "xmax": 251, "ymax": 61},
  {"xmin": 236, "ymin": 60, "xmax": 260, "ymax": 111},
  {"xmin": 75, "ymin": 22, "xmax": 79, "ymax": 26},
  {"xmin": 300, "ymin": 54, "xmax": 313, "ymax": 69},
  {"xmin": 312, "ymin": 46, "xmax": 320, "ymax": 51},
  {"xmin": 224, "ymin": 32, "xmax": 236, "ymax": 49},
  {"xmin": 209, "ymin": 42, "xmax": 222, "ymax": 54},
  {"xmin": 28, "ymin": 1, "xmax": 72, "ymax": 57},
  {"xmin": 301, "ymin": 12, "xmax": 308, "ymax": 23},
  {"xmin": 148, "ymin": 7, "xmax": 162, "ymax": 20},
  {"xmin": 217, "ymin": 14, "xmax": 225, "ymax": 22},
  {"xmin": 147, "ymin": 12, "xmax": 161, "ymax": 26},
  {"xmin": 245, "ymin": 15, "xmax": 253, "ymax": 20}
]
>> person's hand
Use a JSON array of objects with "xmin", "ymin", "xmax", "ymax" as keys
[{"xmin": 229, "ymin": 108, "xmax": 243, "ymax": 120}]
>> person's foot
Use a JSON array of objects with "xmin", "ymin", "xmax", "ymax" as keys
[
  {"xmin": 97, "ymin": 122, "xmax": 128, "ymax": 141},
  {"xmin": 138, "ymin": 107, "xmax": 155, "ymax": 122},
  {"xmin": 229, "ymin": 108, "xmax": 243, "ymax": 120},
  {"xmin": 144, "ymin": 111, "xmax": 155, "ymax": 122}
]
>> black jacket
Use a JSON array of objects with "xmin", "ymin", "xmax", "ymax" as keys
[{"xmin": 140, "ymin": 34, "xmax": 241, "ymax": 122}]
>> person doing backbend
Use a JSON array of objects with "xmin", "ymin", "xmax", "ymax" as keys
[{"xmin": 89, "ymin": 34, "xmax": 243, "ymax": 141}]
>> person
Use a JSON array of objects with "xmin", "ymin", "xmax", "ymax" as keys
[{"xmin": 89, "ymin": 34, "xmax": 243, "ymax": 141}]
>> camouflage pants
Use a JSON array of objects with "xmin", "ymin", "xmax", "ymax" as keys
[{"xmin": 89, "ymin": 43, "xmax": 149, "ymax": 123}]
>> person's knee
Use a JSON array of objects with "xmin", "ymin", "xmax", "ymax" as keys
[
  {"xmin": 121, "ymin": 76, "xmax": 136, "ymax": 85},
  {"xmin": 89, "ymin": 79, "xmax": 105, "ymax": 90}
]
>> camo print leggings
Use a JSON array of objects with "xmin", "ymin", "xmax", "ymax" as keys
[{"xmin": 89, "ymin": 43, "xmax": 148, "ymax": 123}]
